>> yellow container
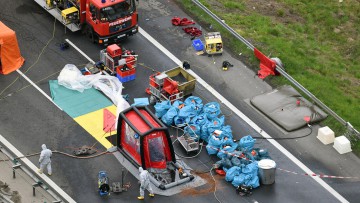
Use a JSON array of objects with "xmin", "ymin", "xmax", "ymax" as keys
[
  {"xmin": 205, "ymin": 32, "xmax": 223, "ymax": 55},
  {"xmin": 61, "ymin": 7, "xmax": 79, "ymax": 24},
  {"xmin": 164, "ymin": 67, "xmax": 196, "ymax": 96}
]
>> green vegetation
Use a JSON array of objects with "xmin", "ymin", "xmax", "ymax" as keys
[{"xmin": 176, "ymin": 0, "xmax": 360, "ymax": 155}]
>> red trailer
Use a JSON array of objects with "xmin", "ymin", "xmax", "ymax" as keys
[{"xmin": 116, "ymin": 106, "xmax": 194, "ymax": 189}]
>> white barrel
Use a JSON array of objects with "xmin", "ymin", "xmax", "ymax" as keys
[{"xmin": 258, "ymin": 159, "xmax": 276, "ymax": 185}]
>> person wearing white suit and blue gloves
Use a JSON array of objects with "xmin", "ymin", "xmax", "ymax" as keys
[
  {"xmin": 38, "ymin": 144, "xmax": 52, "ymax": 176},
  {"xmin": 138, "ymin": 167, "xmax": 155, "ymax": 200}
]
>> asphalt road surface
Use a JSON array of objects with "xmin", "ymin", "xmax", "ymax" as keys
[{"xmin": 0, "ymin": 1, "xmax": 359, "ymax": 203}]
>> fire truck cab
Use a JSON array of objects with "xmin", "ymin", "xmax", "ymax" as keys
[{"xmin": 34, "ymin": 0, "xmax": 138, "ymax": 44}]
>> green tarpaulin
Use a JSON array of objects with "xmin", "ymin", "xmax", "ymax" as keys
[{"xmin": 49, "ymin": 80, "xmax": 112, "ymax": 118}]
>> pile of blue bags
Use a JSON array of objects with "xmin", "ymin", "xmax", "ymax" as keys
[{"xmin": 154, "ymin": 96, "xmax": 271, "ymax": 189}]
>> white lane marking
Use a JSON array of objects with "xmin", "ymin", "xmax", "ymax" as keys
[
  {"xmin": 65, "ymin": 39, "xmax": 95, "ymax": 64},
  {"xmin": 138, "ymin": 27, "xmax": 349, "ymax": 203},
  {"xmin": 0, "ymin": 134, "xmax": 76, "ymax": 203},
  {"xmin": 16, "ymin": 69, "xmax": 63, "ymax": 111}
]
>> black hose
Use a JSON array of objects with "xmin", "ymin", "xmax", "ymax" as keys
[{"xmin": 251, "ymin": 124, "xmax": 313, "ymax": 140}]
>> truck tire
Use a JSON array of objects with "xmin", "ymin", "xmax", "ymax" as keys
[{"xmin": 85, "ymin": 25, "xmax": 95, "ymax": 43}]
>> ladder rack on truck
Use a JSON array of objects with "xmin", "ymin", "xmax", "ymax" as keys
[{"xmin": 34, "ymin": 0, "xmax": 80, "ymax": 32}]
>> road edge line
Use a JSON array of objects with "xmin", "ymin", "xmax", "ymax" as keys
[{"xmin": 16, "ymin": 69, "xmax": 63, "ymax": 111}]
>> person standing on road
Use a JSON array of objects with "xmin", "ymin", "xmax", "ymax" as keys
[
  {"xmin": 138, "ymin": 167, "xmax": 154, "ymax": 200},
  {"xmin": 38, "ymin": 144, "xmax": 52, "ymax": 176}
]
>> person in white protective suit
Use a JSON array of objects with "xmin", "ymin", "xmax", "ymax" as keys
[
  {"xmin": 138, "ymin": 167, "xmax": 155, "ymax": 200},
  {"xmin": 38, "ymin": 144, "xmax": 52, "ymax": 176}
]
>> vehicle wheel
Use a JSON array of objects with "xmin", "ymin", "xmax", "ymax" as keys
[{"xmin": 85, "ymin": 25, "xmax": 95, "ymax": 43}]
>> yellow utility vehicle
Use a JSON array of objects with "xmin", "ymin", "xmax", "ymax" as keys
[{"xmin": 205, "ymin": 32, "xmax": 223, "ymax": 56}]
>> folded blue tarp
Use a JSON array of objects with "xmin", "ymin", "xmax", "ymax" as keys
[{"xmin": 131, "ymin": 97, "xmax": 149, "ymax": 106}]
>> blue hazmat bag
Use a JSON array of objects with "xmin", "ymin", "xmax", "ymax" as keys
[
  {"xmin": 200, "ymin": 121, "xmax": 211, "ymax": 142},
  {"xmin": 230, "ymin": 151, "xmax": 243, "ymax": 166},
  {"xmin": 220, "ymin": 125, "xmax": 233, "ymax": 139},
  {"xmin": 172, "ymin": 100, "xmax": 184, "ymax": 108},
  {"xmin": 216, "ymin": 158, "xmax": 233, "ymax": 170},
  {"xmin": 178, "ymin": 105, "xmax": 196, "ymax": 118},
  {"xmin": 190, "ymin": 113, "xmax": 208, "ymax": 125},
  {"xmin": 161, "ymin": 106, "xmax": 178, "ymax": 126},
  {"xmin": 232, "ymin": 173, "xmax": 249, "ymax": 187},
  {"xmin": 225, "ymin": 166, "xmax": 241, "ymax": 182},
  {"xmin": 207, "ymin": 116, "xmax": 225, "ymax": 136},
  {"xmin": 206, "ymin": 135, "xmax": 223, "ymax": 155},
  {"xmin": 184, "ymin": 96, "xmax": 203, "ymax": 114},
  {"xmin": 239, "ymin": 135, "xmax": 256, "ymax": 152},
  {"xmin": 204, "ymin": 102, "xmax": 221, "ymax": 120},
  {"xmin": 174, "ymin": 115, "xmax": 191, "ymax": 126},
  {"xmin": 232, "ymin": 162, "xmax": 260, "ymax": 188},
  {"xmin": 217, "ymin": 140, "xmax": 238, "ymax": 159},
  {"xmin": 154, "ymin": 100, "xmax": 171, "ymax": 118}
]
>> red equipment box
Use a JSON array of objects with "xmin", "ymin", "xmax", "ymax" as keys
[{"xmin": 106, "ymin": 44, "xmax": 122, "ymax": 58}]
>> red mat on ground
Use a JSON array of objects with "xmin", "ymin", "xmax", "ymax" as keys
[
  {"xmin": 183, "ymin": 27, "xmax": 202, "ymax": 37},
  {"xmin": 171, "ymin": 17, "xmax": 195, "ymax": 26}
]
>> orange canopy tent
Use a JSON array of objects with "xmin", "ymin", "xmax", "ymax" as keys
[{"xmin": 0, "ymin": 21, "xmax": 25, "ymax": 75}]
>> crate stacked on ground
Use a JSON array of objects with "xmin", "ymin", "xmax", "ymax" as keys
[
  {"xmin": 99, "ymin": 44, "xmax": 137, "ymax": 82},
  {"xmin": 116, "ymin": 64, "xmax": 136, "ymax": 83}
]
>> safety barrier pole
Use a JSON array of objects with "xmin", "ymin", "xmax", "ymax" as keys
[{"xmin": 192, "ymin": 0, "xmax": 359, "ymax": 138}]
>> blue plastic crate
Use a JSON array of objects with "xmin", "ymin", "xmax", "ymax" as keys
[
  {"xmin": 192, "ymin": 39, "xmax": 204, "ymax": 51},
  {"xmin": 117, "ymin": 73, "xmax": 136, "ymax": 83},
  {"xmin": 128, "ymin": 74, "xmax": 136, "ymax": 81}
]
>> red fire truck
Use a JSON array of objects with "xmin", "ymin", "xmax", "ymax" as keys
[{"xmin": 34, "ymin": 0, "xmax": 138, "ymax": 44}]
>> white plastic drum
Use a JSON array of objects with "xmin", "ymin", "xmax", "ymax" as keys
[{"xmin": 258, "ymin": 159, "xmax": 276, "ymax": 185}]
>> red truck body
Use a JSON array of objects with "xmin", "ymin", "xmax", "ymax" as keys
[{"xmin": 34, "ymin": 0, "xmax": 138, "ymax": 44}]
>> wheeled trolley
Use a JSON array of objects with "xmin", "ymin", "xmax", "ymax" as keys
[
  {"xmin": 147, "ymin": 66, "xmax": 196, "ymax": 104},
  {"xmin": 177, "ymin": 133, "xmax": 200, "ymax": 154}
]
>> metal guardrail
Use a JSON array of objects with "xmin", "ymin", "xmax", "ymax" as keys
[
  {"xmin": 0, "ymin": 134, "xmax": 77, "ymax": 203},
  {"xmin": 192, "ymin": 0, "xmax": 359, "ymax": 139}
]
